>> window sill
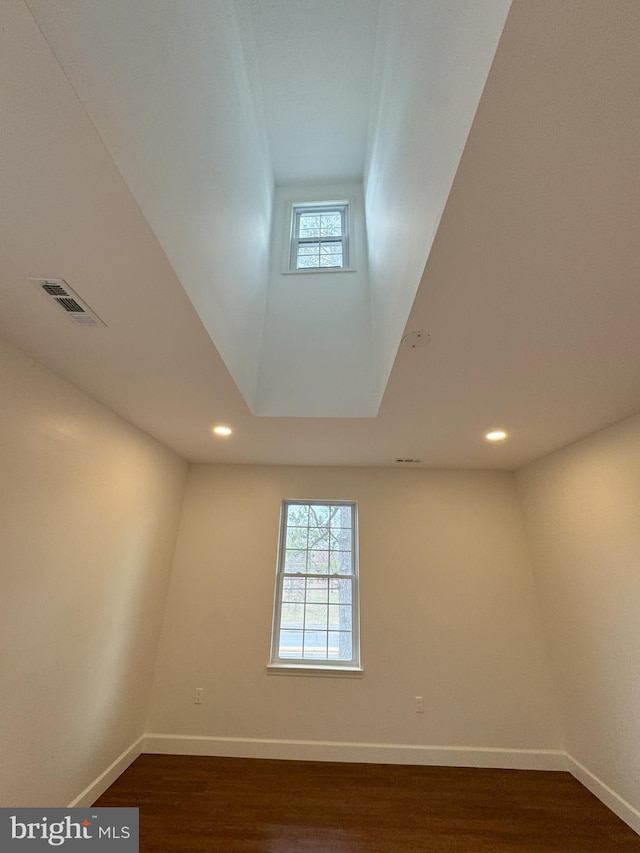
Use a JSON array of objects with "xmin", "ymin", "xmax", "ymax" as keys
[
  {"xmin": 267, "ymin": 664, "xmax": 364, "ymax": 678},
  {"xmin": 282, "ymin": 267, "xmax": 357, "ymax": 275}
]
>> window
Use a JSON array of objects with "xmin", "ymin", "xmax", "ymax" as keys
[
  {"xmin": 270, "ymin": 500, "xmax": 360, "ymax": 670},
  {"xmin": 289, "ymin": 203, "xmax": 349, "ymax": 271}
]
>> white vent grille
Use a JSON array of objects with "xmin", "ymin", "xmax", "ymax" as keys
[{"xmin": 29, "ymin": 278, "xmax": 105, "ymax": 326}]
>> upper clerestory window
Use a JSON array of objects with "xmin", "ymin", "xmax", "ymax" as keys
[{"xmin": 289, "ymin": 203, "xmax": 349, "ymax": 271}]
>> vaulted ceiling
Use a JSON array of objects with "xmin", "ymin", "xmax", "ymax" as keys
[{"xmin": 1, "ymin": 1, "xmax": 639, "ymax": 468}]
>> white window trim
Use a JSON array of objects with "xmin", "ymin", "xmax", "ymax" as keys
[
  {"xmin": 269, "ymin": 499, "xmax": 361, "ymax": 673},
  {"xmin": 284, "ymin": 200, "xmax": 356, "ymax": 274},
  {"xmin": 267, "ymin": 664, "xmax": 363, "ymax": 677}
]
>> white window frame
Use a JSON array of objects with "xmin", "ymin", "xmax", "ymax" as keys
[
  {"xmin": 288, "ymin": 202, "xmax": 350, "ymax": 273},
  {"xmin": 269, "ymin": 500, "xmax": 362, "ymax": 675}
]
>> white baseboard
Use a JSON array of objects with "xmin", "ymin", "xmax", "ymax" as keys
[
  {"xmin": 566, "ymin": 753, "xmax": 640, "ymax": 836},
  {"xmin": 67, "ymin": 735, "xmax": 145, "ymax": 808},
  {"xmin": 73, "ymin": 736, "xmax": 640, "ymax": 838},
  {"xmin": 144, "ymin": 734, "xmax": 566, "ymax": 771}
]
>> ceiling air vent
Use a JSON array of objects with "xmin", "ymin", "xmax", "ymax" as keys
[{"xmin": 29, "ymin": 278, "xmax": 105, "ymax": 326}]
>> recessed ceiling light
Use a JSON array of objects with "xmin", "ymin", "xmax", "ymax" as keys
[
  {"xmin": 213, "ymin": 425, "xmax": 232, "ymax": 437},
  {"xmin": 485, "ymin": 429, "xmax": 508, "ymax": 442}
]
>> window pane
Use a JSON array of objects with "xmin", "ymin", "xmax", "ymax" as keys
[
  {"xmin": 296, "ymin": 242, "xmax": 344, "ymax": 270},
  {"xmin": 279, "ymin": 630, "xmax": 303, "ymax": 658},
  {"xmin": 307, "ymin": 528, "xmax": 329, "ymax": 550},
  {"xmin": 297, "ymin": 244, "xmax": 320, "ymax": 269},
  {"xmin": 308, "ymin": 505, "xmax": 330, "ymax": 526},
  {"xmin": 304, "ymin": 631, "xmax": 328, "ymax": 658},
  {"xmin": 282, "ymin": 577, "xmax": 305, "ymax": 600},
  {"xmin": 329, "ymin": 578, "xmax": 352, "ymax": 604},
  {"xmin": 319, "ymin": 254, "xmax": 342, "ymax": 268},
  {"xmin": 319, "ymin": 243, "xmax": 342, "ymax": 267},
  {"xmin": 329, "ymin": 550, "xmax": 352, "ymax": 574},
  {"xmin": 305, "ymin": 603, "xmax": 328, "ymax": 630},
  {"xmin": 284, "ymin": 549, "xmax": 307, "ymax": 571},
  {"xmin": 330, "ymin": 529, "xmax": 351, "ymax": 551},
  {"xmin": 308, "ymin": 549, "xmax": 329, "ymax": 572},
  {"xmin": 306, "ymin": 579, "xmax": 328, "ymax": 603},
  {"xmin": 287, "ymin": 504, "xmax": 309, "ymax": 526},
  {"xmin": 332, "ymin": 604, "xmax": 352, "ymax": 631},
  {"xmin": 298, "ymin": 214, "xmax": 321, "ymax": 237},
  {"xmin": 331, "ymin": 505, "xmax": 352, "ymax": 528},
  {"xmin": 319, "ymin": 214, "xmax": 342, "ymax": 237},
  {"xmin": 327, "ymin": 631, "xmax": 352, "ymax": 660},
  {"xmin": 281, "ymin": 603, "xmax": 304, "ymax": 630},
  {"xmin": 297, "ymin": 211, "xmax": 343, "ymax": 239},
  {"xmin": 286, "ymin": 526, "xmax": 308, "ymax": 549}
]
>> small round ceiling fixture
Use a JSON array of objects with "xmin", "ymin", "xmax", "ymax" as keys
[
  {"xmin": 485, "ymin": 429, "xmax": 508, "ymax": 442},
  {"xmin": 402, "ymin": 331, "xmax": 430, "ymax": 349},
  {"xmin": 213, "ymin": 424, "xmax": 233, "ymax": 437}
]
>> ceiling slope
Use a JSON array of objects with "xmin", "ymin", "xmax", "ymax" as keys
[
  {"xmin": 26, "ymin": 0, "xmax": 274, "ymax": 408},
  {"xmin": 0, "ymin": 0, "xmax": 251, "ymax": 463},
  {"xmin": 365, "ymin": 0, "xmax": 512, "ymax": 397}
]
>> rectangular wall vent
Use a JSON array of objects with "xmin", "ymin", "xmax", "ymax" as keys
[{"xmin": 29, "ymin": 277, "xmax": 106, "ymax": 326}]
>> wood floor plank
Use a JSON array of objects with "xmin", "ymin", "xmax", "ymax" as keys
[{"xmin": 95, "ymin": 755, "xmax": 640, "ymax": 852}]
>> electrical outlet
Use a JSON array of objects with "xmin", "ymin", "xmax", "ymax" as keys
[
  {"xmin": 415, "ymin": 696, "xmax": 424, "ymax": 713},
  {"xmin": 195, "ymin": 687, "xmax": 204, "ymax": 705}
]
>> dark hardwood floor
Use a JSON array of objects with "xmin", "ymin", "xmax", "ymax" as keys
[{"xmin": 95, "ymin": 754, "xmax": 640, "ymax": 852}]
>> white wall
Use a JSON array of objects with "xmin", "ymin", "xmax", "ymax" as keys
[
  {"xmin": 0, "ymin": 338, "xmax": 187, "ymax": 807},
  {"xmin": 517, "ymin": 414, "xmax": 640, "ymax": 817},
  {"xmin": 255, "ymin": 182, "xmax": 377, "ymax": 417},
  {"xmin": 147, "ymin": 464, "xmax": 560, "ymax": 756},
  {"xmin": 365, "ymin": 0, "xmax": 511, "ymax": 395}
]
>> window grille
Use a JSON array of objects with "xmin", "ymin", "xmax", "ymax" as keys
[
  {"xmin": 289, "ymin": 204, "xmax": 349, "ymax": 271},
  {"xmin": 271, "ymin": 500, "xmax": 360, "ymax": 668}
]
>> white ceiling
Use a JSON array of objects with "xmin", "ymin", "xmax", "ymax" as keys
[
  {"xmin": 240, "ymin": 0, "xmax": 380, "ymax": 184},
  {"xmin": 1, "ymin": 0, "xmax": 640, "ymax": 470},
  {"xmin": 23, "ymin": 0, "xmax": 508, "ymax": 420}
]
